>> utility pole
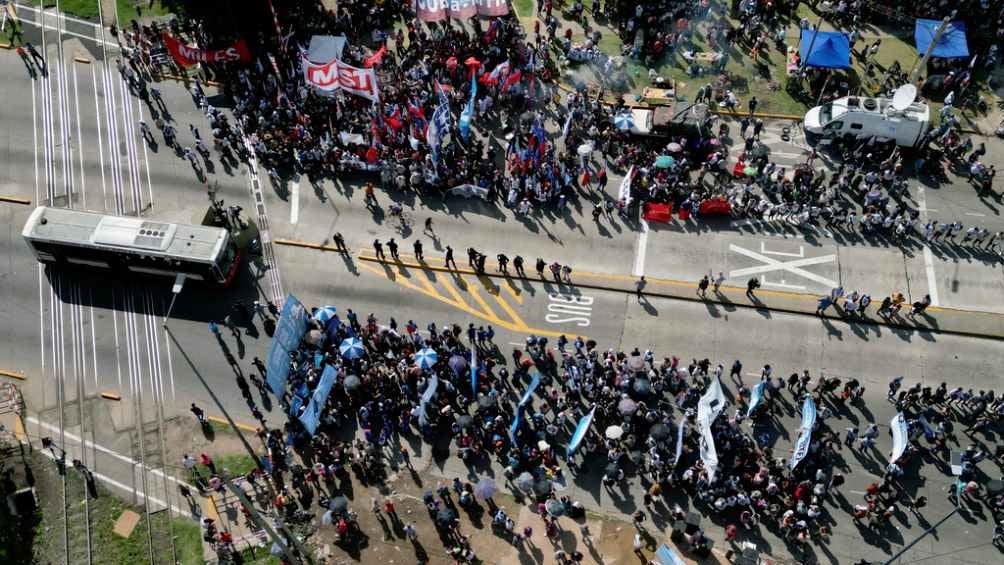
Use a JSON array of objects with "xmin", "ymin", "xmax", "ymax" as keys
[
  {"xmin": 163, "ymin": 325, "xmax": 315, "ymax": 564},
  {"xmin": 909, "ymin": 12, "xmax": 958, "ymax": 83},
  {"xmin": 224, "ymin": 476, "xmax": 303, "ymax": 565},
  {"xmin": 883, "ymin": 499, "xmax": 960, "ymax": 564}
]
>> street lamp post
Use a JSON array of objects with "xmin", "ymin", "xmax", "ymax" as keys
[{"xmin": 908, "ymin": 12, "xmax": 958, "ymax": 84}]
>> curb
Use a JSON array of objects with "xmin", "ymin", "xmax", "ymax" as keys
[
  {"xmin": 275, "ymin": 238, "xmax": 1004, "ymax": 341},
  {"xmin": 0, "ymin": 196, "xmax": 32, "ymax": 205},
  {"xmin": 0, "ymin": 369, "xmax": 26, "ymax": 380},
  {"xmin": 207, "ymin": 415, "xmax": 257, "ymax": 433}
]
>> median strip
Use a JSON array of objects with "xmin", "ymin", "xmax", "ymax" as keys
[
  {"xmin": 0, "ymin": 196, "xmax": 32, "ymax": 205},
  {"xmin": 0, "ymin": 369, "xmax": 26, "ymax": 380},
  {"xmin": 277, "ymin": 238, "xmax": 1004, "ymax": 340}
]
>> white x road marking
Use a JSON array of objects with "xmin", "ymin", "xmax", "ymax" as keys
[{"xmin": 728, "ymin": 244, "xmax": 837, "ymax": 288}]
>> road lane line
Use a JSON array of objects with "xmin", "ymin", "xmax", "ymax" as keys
[
  {"xmin": 633, "ymin": 218, "xmax": 648, "ymax": 277},
  {"xmin": 463, "ymin": 278, "xmax": 499, "ymax": 320},
  {"xmin": 439, "ymin": 275, "xmax": 475, "ymax": 311},
  {"xmin": 137, "ymin": 99, "xmax": 153, "ymax": 210},
  {"xmin": 32, "ymin": 72, "xmax": 39, "ymax": 204},
  {"xmin": 915, "ymin": 186, "xmax": 940, "ymax": 306},
  {"xmin": 91, "ymin": 64, "xmax": 107, "ymax": 211},
  {"xmin": 71, "ymin": 59, "xmax": 85, "ymax": 209}
]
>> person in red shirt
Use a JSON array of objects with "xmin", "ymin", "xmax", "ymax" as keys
[{"xmin": 384, "ymin": 499, "xmax": 396, "ymax": 515}]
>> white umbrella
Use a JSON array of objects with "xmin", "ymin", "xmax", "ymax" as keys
[
  {"xmin": 605, "ymin": 425, "xmax": 624, "ymax": 440},
  {"xmin": 667, "ymin": 142, "xmax": 684, "ymax": 153},
  {"xmin": 577, "ymin": 143, "xmax": 594, "ymax": 156},
  {"xmin": 538, "ymin": 440, "xmax": 551, "ymax": 452}
]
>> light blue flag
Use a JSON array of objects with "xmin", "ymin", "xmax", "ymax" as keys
[
  {"xmin": 567, "ymin": 406, "xmax": 595, "ymax": 457},
  {"xmin": 459, "ymin": 73, "xmax": 477, "ymax": 141},
  {"xmin": 747, "ymin": 381, "xmax": 766, "ymax": 417},
  {"xmin": 519, "ymin": 369, "xmax": 541, "ymax": 407},
  {"xmin": 264, "ymin": 294, "xmax": 309, "ymax": 397},
  {"xmin": 299, "ymin": 364, "xmax": 337, "ymax": 435},
  {"xmin": 470, "ymin": 345, "xmax": 478, "ymax": 399}
]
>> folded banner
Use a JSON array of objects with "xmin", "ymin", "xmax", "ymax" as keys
[
  {"xmin": 674, "ymin": 416, "xmax": 686, "ymax": 464},
  {"xmin": 415, "ymin": 0, "xmax": 509, "ymax": 21},
  {"xmin": 302, "ymin": 56, "xmax": 380, "ymax": 101},
  {"xmin": 889, "ymin": 412, "xmax": 908, "ymax": 463},
  {"xmin": 789, "ymin": 397, "xmax": 817, "ymax": 470},
  {"xmin": 418, "ymin": 374, "xmax": 439, "ymax": 427},
  {"xmin": 699, "ymin": 421, "xmax": 719, "ymax": 481},
  {"xmin": 618, "ymin": 165, "xmax": 635, "ymax": 206},
  {"xmin": 299, "ymin": 365, "xmax": 337, "ymax": 435},
  {"xmin": 162, "ymin": 33, "xmax": 250, "ymax": 67},
  {"xmin": 265, "ymin": 295, "xmax": 309, "ymax": 397}
]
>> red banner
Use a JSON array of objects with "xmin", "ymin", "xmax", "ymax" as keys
[
  {"xmin": 302, "ymin": 56, "xmax": 380, "ymax": 102},
  {"xmin": 415, "ymin": 0, "xmax": 509, "ymax": 22},
  {"xmin": 162, "ymin": 34, "xmax": 251, "ymax": 67}
]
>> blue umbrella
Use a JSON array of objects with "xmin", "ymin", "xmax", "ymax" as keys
[
  {"xmin": 339, "ymin": 337, "xmax": 365, "ymax": 359},
  {"xmin": 312, "ymin": 306, "xmax": 338, "ymax": 325},
  {"xmin": 614, "ymin": 111, "xmax": 634, "ymax": 131},
  {"xmin": 415, "ymin": 347, "xmax": 438, "ymax": 369}
]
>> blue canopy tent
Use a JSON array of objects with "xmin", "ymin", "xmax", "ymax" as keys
[
  {"xmin": 915, "ymin": 19, "xmax": 969, "ymax": 59},
  {"xmin": 799, "ymin": 28, "xmax": 851, "ymax": 69}
]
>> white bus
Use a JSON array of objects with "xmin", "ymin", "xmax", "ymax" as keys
[{"xmin": 22, "ymin": 206, "xmax": 241, "ymax": 286}]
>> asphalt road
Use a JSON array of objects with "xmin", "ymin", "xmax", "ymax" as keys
[{"xmin": 1, "ymin": 10, "xmax": 1003, "ymax": 564}]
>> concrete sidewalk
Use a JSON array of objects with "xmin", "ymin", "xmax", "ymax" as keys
[{"xmin": 274, "ymin": 237, "xmax": 1004, "ymax": 340}]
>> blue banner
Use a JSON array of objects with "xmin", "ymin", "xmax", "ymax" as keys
[
  {"xmin": 470, "ymin": 346, "xmax": 478, "ymax": 399},
  {"xmin": 789, "ymin": 397, "xmax": 817, "ymax": 470},
  {"xmin": 299, "ymin": 365, "xmax": 337, "ymax": 435},
  {"xmin": 509, "ymin": 403, "xmax": 524, "ymax": 444},
  {"xmin": 264, "ymin": 295, "xmax": 309, "ymax": 397},
  {"xmin": 747, "ymin": 381, "xmax": 766, "ymax": 417},
  {"xmin": 567, "ymin": 407, "xmax": 595, "ymax": 457},
  {"xmin": 518, "ymin": 369, "xmax": 541, "ymax": 407}
]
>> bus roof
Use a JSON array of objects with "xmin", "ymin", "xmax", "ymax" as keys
[{"xmin": 22, "ymin": 206, "xmax": 227, "ymax": 263}]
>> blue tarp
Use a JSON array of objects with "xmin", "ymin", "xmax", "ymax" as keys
[
  {"xmin": 915, "ymin": 19, "xmax": 969, "ymax": 59},
  {"xmin": 799, "ymin": 28, "xmax": 851, "ymax": 69},
  {"xmin": 264, "ymin": 295, "xmax": 309, "ymax": 397},
  {"xmin": 299, "ymin": 365, "xmax": 337, "ymax": 435},
  {"xmin": 654, "ymin": 545, "xmax": 686, "ymax": 565}
]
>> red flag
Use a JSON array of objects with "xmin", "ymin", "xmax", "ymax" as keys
[
  {"xmin": 501, "ymin": 70, "xmax": 522, "ymax": 93},
  {"xmin": 363, "ymin": 45, "xmax": 387, "ymax": 68},
  {"xmin": 385, "ymin": 108, "xmax": 402, "ymax": 132}
]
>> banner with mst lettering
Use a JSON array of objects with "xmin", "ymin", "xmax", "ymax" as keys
[
  {"xmin": 161, "ymin": 33, "xmax": 251, "ymax": 67},
  {"xmin": 301, "ymin": 56, "xmax": 380, "ymax": 101},
  {"xmin": 414, "ymin": 0, "xmax": 509, "ymax": 22}
]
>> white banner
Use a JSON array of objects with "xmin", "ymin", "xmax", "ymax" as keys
[
  {"xmin": 302, "ymin": 56, "xmax": 380, "ymax": 101},
  {"xmin": 697, "ymin": 376, "xmax": 726, "ymax": 481},
  {"xmin": 889, "ymin": 412, "xmax": 908, "ymax": 463},
  {"xmin": 618, "ymin": 166, "xmax": 635, "ymax": 205}
]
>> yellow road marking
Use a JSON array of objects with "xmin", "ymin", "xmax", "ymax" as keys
[
  {"xmin": 464, "ymin": 278, "xmax": 499, "ymax": 320},
  {"xmin": 0, "ymin": 369, "xmax": 26, "ymax": 380},
  {"xmin": 0, "ymin": 196, "xmax": 32, "ymax": 205},
  {"xmin": 439, "ymin": 276, "xmax": 472, "ymax": 310},
  {"xmin": 503, "ymin": 283, "xmax": 524, "ymax": 305},
  {"xmin": 492, "ymin": 289, "xmax": 529, "ymax": 330},
  {"xmin": 14, "ymin": 415, "xmax": 25, "ymax": 442},
  {"xmin": 207, "ymin": 415, "xmax": 257, "ymax": 433}
]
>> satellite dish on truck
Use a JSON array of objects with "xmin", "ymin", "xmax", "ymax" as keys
[{"xmin": 891, "ymin": 84, "xmax": 917, "ymax": 111}]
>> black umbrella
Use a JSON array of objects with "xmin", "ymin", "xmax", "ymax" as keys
[
  {"xmin": 650, "ymin": 423, "xmax": 671, "ymax": 441},
  {"xmin": 437, "ymin": 507, "xmax": 458, "ymax": 524},
  {"xmin": 328, "ymin": 495, "xmax": 349, "ymax": 513}
]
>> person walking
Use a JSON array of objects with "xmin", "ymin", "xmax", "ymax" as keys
[
  {"xmin": 424, "ymin": 217, "xmax": 434, "ymax": 234},
  {"xmin": 747, "ymin": 96, "xmax": 758, "ymax": 117},
  {"xmin": 387, "ymin": 238, "xmax": 400, "ymax": 260},
  {"xmin": 373, "ymin": 239, "xmax": 386, "ymax": 260},
  {"xmin": 816, "ymin": 295, "xmax": 834, "ymax": 315},
  {"xmin": 445, "ymin": 245, "xmax": 457, "ymax": 269},
  {"xmin": 413, "ymin": 239, "xmax": 424, "ymax": 261},
  {"xmin": 25, "ymin": 42, "xmax": 46, "ymax": 75},
  {"xmin": 536, "ymin": 258, "xmax": 547, "ymax": 278},
  {"xmin": 332, "ymin": 232, "xmax": 348, "ymax": 253},
  {"xmin": 190, "ymin": 403, "xmax": 206, "ymax": 425},
  {"xmin": 712, "ymin": 271, "xmax": 725, "ymax": 292},
  {"xmin": 497, "ymin": 253, "xmax": 509, "ymax": 274},
  {"xmin": 746, "ymin": 277, "xmax": 760, "ymax": 299},
  {"xmin": 906, "ymin": 294, "xmax": 932, "ymax": 319},
  {"xmin": 15, "ymin": 46, "xmax": 37, "ymax": 79},
  {"xmin": 697, "ymin": 275, "xmax": 710, "ymax": 298},
  {"xmin": 635, "ymin": 276, "xmax": 647, "ymax": 298}
]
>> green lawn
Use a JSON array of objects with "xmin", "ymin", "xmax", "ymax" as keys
[
  {"xmin": 51, "ymin": 0, "xmax": 169, "ymax": 22},
  {"xmin": 544, "ymin": 1, "xmax": 933, "ymax": 116},
  {"xmin": 211, "ymin": 452, "xmax": 259, "ymax": 477}
]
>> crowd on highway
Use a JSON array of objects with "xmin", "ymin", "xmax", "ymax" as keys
[{"xmin": 186, "ymin": 297, "xmax": 1004, "ymax": 562}]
